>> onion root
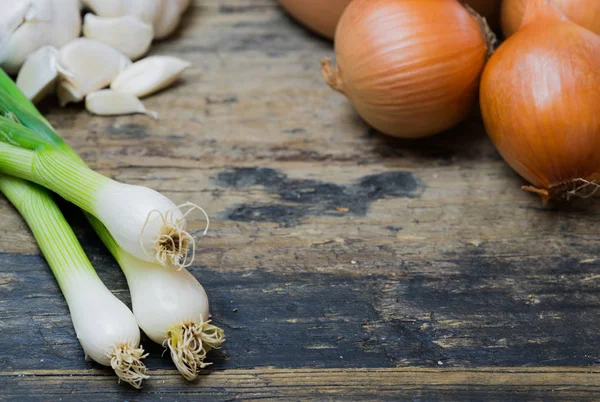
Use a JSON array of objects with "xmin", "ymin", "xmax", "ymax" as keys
[
  {"xmin": 109, "ymin": 344, "xmax": 149, "ymax": 389},
  {"xmin": 140, "ymin": 202, "xmax": 209, "ymax": 271},
  {"xmin": 165, "ymin": 320, "xmax": 225, "ymax": 381}
]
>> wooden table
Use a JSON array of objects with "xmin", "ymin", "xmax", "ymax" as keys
[{"xmin": 1, "ymin": 1, "xmax": 600, "ymax": 400}]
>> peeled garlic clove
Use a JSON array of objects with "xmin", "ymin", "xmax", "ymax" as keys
[
  {"xmin": 111, "ymin": 56, "xmax": 190, "ymax": 98},
  {"xmin": 153, "ymin": 0, "xmax": 190, "ymax": 39},
  {"xmin": 57, "ymin": 38, "xmax": 132, "ymax": 106},
  {"xmin": 85, "ymin": 89, "xmax": 157, "ymax": 118},
  {"xmin": 0, "ymin": 0, "xmax": 53, "ymax": 74},
  {"xmin": 124, "ymin": 0, "xmax": 162, "ymax": 26},
  {"xmin": 16, "ymin": 46, "xmax": 67, "ymax": 103},
  {"xmin": 83, "ymin": 14, "xmax": 153, "ymax": 60},
  {"xmin": 0, "ymin": 0, "xmax": 81, "ymax": 74},
  {"xmin": 49, "ymin": 0, "xmax": 82, "ymax": 49},
  {"xmin": 81, "ymin": 0, "xmax": 161, "ymax": 26}
]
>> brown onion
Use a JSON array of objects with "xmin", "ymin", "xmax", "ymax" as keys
[
  {"xmin": 322, "ymin": 0, "xmax": 493, "ymax": 138},
  {"xmin": 501, "ymin": 0, "xmax": 600, "ymax": 38},
  {"xmin": 481, "ymin": 0, "xmax": 600, "ymax": 203},
  {"xmin": 277, "ymin": 0, "xmax": 352, "ymax": 40}
]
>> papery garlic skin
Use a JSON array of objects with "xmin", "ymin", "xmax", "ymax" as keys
[{"xmin": 0, "ymin": 0, "xmax": 81, "ymax": 74}]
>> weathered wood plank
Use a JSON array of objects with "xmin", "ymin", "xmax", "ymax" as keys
[
  {"xmin": 1, "ymin": 368, "xmax": 599, "ymax": 401},
  {"xmin": 1, "ymin": 0, "xmax": 600, "ymax": 399}
]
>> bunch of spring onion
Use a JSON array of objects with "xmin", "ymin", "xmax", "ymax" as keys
[
  {"xmin": 0, "ymin": 70, "xmax": 224, "ymax": 381},
  {"xmin": 0, "ymin": 79, "xmax": 200, "ymax": 271},
  {"xmin": 0, "ymin": 174, "xmax": 148, "ymax": 387}
]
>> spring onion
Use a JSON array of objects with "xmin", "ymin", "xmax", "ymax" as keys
[
  {"xmin": 0, "ymin": 174, "xmax": 148, "ymax": 387},
  {"xmin": 0, "ymin": 69, "xmax": 224, "ymax": 380},
  {"xmin": 0, "ymin": 107, "xmax": 204, "ymax": 271},
  {"xmin": 89, "ymin": 217, "xmax": 225, "ymax": 380}
]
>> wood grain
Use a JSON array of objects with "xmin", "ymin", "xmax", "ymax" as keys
[
  {"xmin": 2, "ymin": 367, "xmax": 599, "ymax": 401},
  {"xmin": 1, "ymin": 0, "xmax": 599, "ymax": 399}
]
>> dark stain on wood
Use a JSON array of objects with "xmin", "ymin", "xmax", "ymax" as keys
[
  {"xmin": 104, "ymin": 123, "xmax": 150, "ymax": 139},
  {"xmin": 2, "ymin": 246, "xmax": 600, "ymax": 372},
  {"xmin": 215, "ymin": 167, "xmax": 422, "ymax": 225}
]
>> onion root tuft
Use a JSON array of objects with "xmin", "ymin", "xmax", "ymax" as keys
[
  {"xmin": 165, "ymin": 320, "xmax": 225, "ymax": 381},
  {"xmin": 109, "ymin": 344, "xmax": 149, "ymax": 389}
]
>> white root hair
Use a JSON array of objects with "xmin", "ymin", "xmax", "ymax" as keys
[
  {"xmin": 566, "ymin": 179, "xmax": 600, "ymax": 200},
  {"xmin": 139, "ymin": 202, "xmax": 210, "ymax": 270},
  {"xmin": 109, "ymin": 344, "xmax": 149, "ymax": 389},
  {"xmin": 164, "ymin": 320, "xmax": 225, "ymax": 381}
]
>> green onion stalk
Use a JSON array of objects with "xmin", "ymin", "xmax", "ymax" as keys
[
  {"xmin": 0, "ymin": 174, "xmax": 148, "ymax": 387},
  {"xmin": 0, "ymin": 71, "xmax": 223, "ymax": 380},
  {"xmin": 0, "ymin": 74, "xmax": 204, "ymax": 270}
]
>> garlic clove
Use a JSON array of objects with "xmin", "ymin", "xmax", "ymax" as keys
[
  {"xmin": 0, "ymin": 21, "xmax": 51, "ymax": 74},
  {"xmin": 16, "ymin": 45, "xmax": 67, "ymax": 103},
  {"xmin": 81, "ymin": 0, "xmax": 161, "ymax": 26},
  {"xmin": 83, "ymin": 14, "xmax": 153, "ymax": 60},
  {"xmin": 124, "ymin": 0, "xmax": 162, "ymax": 27},
  {"xmin": 57, "ymin": 38, "xmax": 132, "ymax": 106},
  {"xmin": 85, "ymin": 89, "xmax": 157, "ymax": 118},
  {"xmin": 49, "ymin": 0, "xmax": 82, "ymax": 49},
  {"xmin": 0, "ymin": 0, "xmax": 52, "ymax": 74},
  {"xmin": 153, "ymin": 0, "xmax": 190, "ymax": 39},
  {"xmin": 0, "ymin": 0, "xmax": 81, "ymax": 74},
  {"xmin": 110, "ymin": 56, "xmax": 190, "ymax": 98}
]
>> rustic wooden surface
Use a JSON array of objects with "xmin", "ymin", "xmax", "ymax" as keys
[{"xmin": 1, "ymin": 0, "xmax": 600, "ymax": 400}]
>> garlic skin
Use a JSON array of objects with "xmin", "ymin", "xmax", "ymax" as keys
[
  {"xmin": 85, "ymin": 89, "xmax": 157, "ymax": 118},
  {"xmin": 57, "ymin": 38, "xmax": 131, "ymax": 106},
  {"xmin": 0, "ymin": 0, "xmax": 81, "ymax": 74},
  {"xmin": 83, "ymin": 14, "xmax": 153, "ymax": 60},
  {"xmin": 111, "ymin": 56, "xmax": 191, "ymax": 98},
  {"xmin": 16, "ymin": 45, "xmax": 70, "ymax": 103}
]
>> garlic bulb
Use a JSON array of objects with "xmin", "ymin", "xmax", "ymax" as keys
[
  {"xmin": 85, "ymin": 89, "xmax": 157, "ymax": 118},
  {"xmin": 16, "ymin": 46, "xmax": 70, "ymax": 103},
  {"xmin": 57, "ymin": 38, "xmax": 131, "ymax": 106},
  {"xmin": 83, "ymin": 14, "xmax": 153, "ymax": 60},
  {"xmin": 0, "ymin": 0, "xmax": 81, "ymax": 74},
  {"xmin": 111, "ymin": 56, "xmax": 190, "ymax": 98}
]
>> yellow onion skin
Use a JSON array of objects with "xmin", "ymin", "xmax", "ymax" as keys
[
  {"xmin": 322, "ymin": 0, "xmax": 489, "ymax": 138},
  {"xmin": 278, "ymin": 0, "xmax": 352, "ymax": 40},
  {"xmin": 481, "ymin": 1, "xmax": 600, "ymax": 201},
  {"xmin": 501, "ymin": 0, "xmax": 600, "ymax": 38}
]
